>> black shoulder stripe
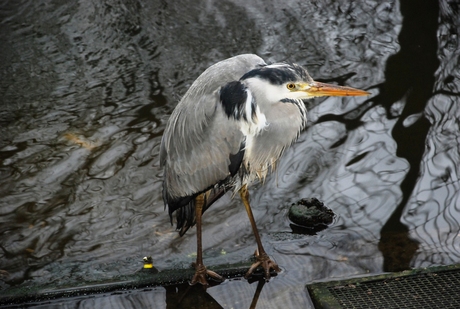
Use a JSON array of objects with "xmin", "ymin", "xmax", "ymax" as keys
[{"xmin": 220, "ymin": 81, "xmax": 248, "ymax": 120}]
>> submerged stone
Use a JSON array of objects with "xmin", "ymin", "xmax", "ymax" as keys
[{"xmin": 288, "ymin": 198, "xmax": 334, "ymax": 231}]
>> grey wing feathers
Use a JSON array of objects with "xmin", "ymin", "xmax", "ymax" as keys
[
  {"xmin": 163, "ymin": 103, "xmax": 243, "ymax": 199},
  {"xmin": 160, "ymin": 54, "xmax": 266, "ymax": 232}
]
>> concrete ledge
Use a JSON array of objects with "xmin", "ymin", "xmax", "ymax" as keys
[{"xmin": 0, "ymin": 262, "xmax": 252, "ymax": 307}]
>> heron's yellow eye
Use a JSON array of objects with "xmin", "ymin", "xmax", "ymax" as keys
[{"xmin": 287, "ymin": 83, "xmax": 296, "ymax": 90}]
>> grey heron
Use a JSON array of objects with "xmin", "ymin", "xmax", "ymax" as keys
[{"xmin": 160, "ymin": 54, "xmax": 369, "ymax": 285}]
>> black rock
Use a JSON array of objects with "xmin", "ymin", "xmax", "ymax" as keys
[{"xmin": 288, "ymin": 198, "xmax": 334, "ymax": 233}]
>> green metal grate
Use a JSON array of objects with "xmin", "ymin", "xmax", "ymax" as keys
[{"xmin": 308, "ymin": 264, "xmax": 460, "ymax": 309}]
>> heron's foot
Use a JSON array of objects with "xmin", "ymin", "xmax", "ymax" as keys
[
  {"xmin": 245, "ymin": 250, "xmax": 280, "ymax": 281},
  {"xmin": 190, "ymin": 263, "xmax": 224, "ymax": 285}
]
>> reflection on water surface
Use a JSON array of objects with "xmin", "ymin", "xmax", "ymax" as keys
[{"xmin": 1, "ymin": 0, "xmax": 460, "ymax": 308}]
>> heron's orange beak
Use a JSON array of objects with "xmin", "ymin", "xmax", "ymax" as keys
[{"xmin": 300, "ymin": 81, "xmax": 370, "ymax": 98}]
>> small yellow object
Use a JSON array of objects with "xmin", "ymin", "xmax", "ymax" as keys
[
  {"xmin": 143, "ymin": 256, "xmax": 154, "ymax": 269},
  {"xmin": 221, "ymin": 249, "xmax": 226, "ymax": 255}
]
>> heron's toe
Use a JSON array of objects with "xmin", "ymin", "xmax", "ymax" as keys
[
  {"xmin": 245, "ymin": 251, "xmax": 280, "ymax": 281},
  {"xmin": 190, "ymin": 264, "xmax": 224, "ymax": 285}
]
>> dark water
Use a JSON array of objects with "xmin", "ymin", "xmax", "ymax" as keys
[{"xmin": 1, "ymin": 0, "xmax": 460, "ymax": 308}]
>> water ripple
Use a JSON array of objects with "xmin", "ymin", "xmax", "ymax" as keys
[{"xmin": 1, "ymin": 1, "xmax": 460, "ymax": 309}]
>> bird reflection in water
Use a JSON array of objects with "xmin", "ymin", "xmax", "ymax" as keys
[{"xmin": 165, "ymin": 279, "xmax": 266, "ymax": 309}]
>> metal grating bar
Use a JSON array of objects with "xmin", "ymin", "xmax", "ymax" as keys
[{"xmin": 308, "ymin": 265, "xmax": 460, "ymax": 309}]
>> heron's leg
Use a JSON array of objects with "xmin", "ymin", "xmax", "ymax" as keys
[
  {"xmin": 190, "ymin": 194, "xmax": 223, "ymax": 285},
  {"xmin": 239, "ymin": 185, "xmax": 280, "ymax": 281}
]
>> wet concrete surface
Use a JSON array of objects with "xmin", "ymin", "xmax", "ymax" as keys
[{"xmin": 1, "ymin": 0, "xmax": 460, "ymax": 308}]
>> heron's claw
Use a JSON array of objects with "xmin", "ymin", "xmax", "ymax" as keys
[
  {"xmin": 245, "ymin": 250, "xmax": 281, "ymax": 281},
  {"xmin": 190, "ymin": 263, "xmax": 224, "ymax": 286}
]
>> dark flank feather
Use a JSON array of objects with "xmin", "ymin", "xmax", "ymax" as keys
[{"xmin": 163, "ymin": 142, "xmax": 245, "ymax": 236}]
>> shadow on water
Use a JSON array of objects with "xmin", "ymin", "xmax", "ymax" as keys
[
  {"xmin": 378, "ymin": 0, "xmax": 439, "ymax": 272},
  {"xmin": 166, "ymin": 279, "xmax": 266, "ymax": 309},
  {"xmin": 165, "ymin": 284, "xmax": 225, "ymax": 309},
  {"xmin": 316, "ymin": 0, "xmax": 440, "ymax": 272},
  {"xmin": 165, "ymin": 280, "xmax": 265, "ymax": 309}
]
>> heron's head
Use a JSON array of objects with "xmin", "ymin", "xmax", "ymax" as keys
[{"xmin": 240, "ymin": 63, "xmax": 369, "ymax": 105}]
